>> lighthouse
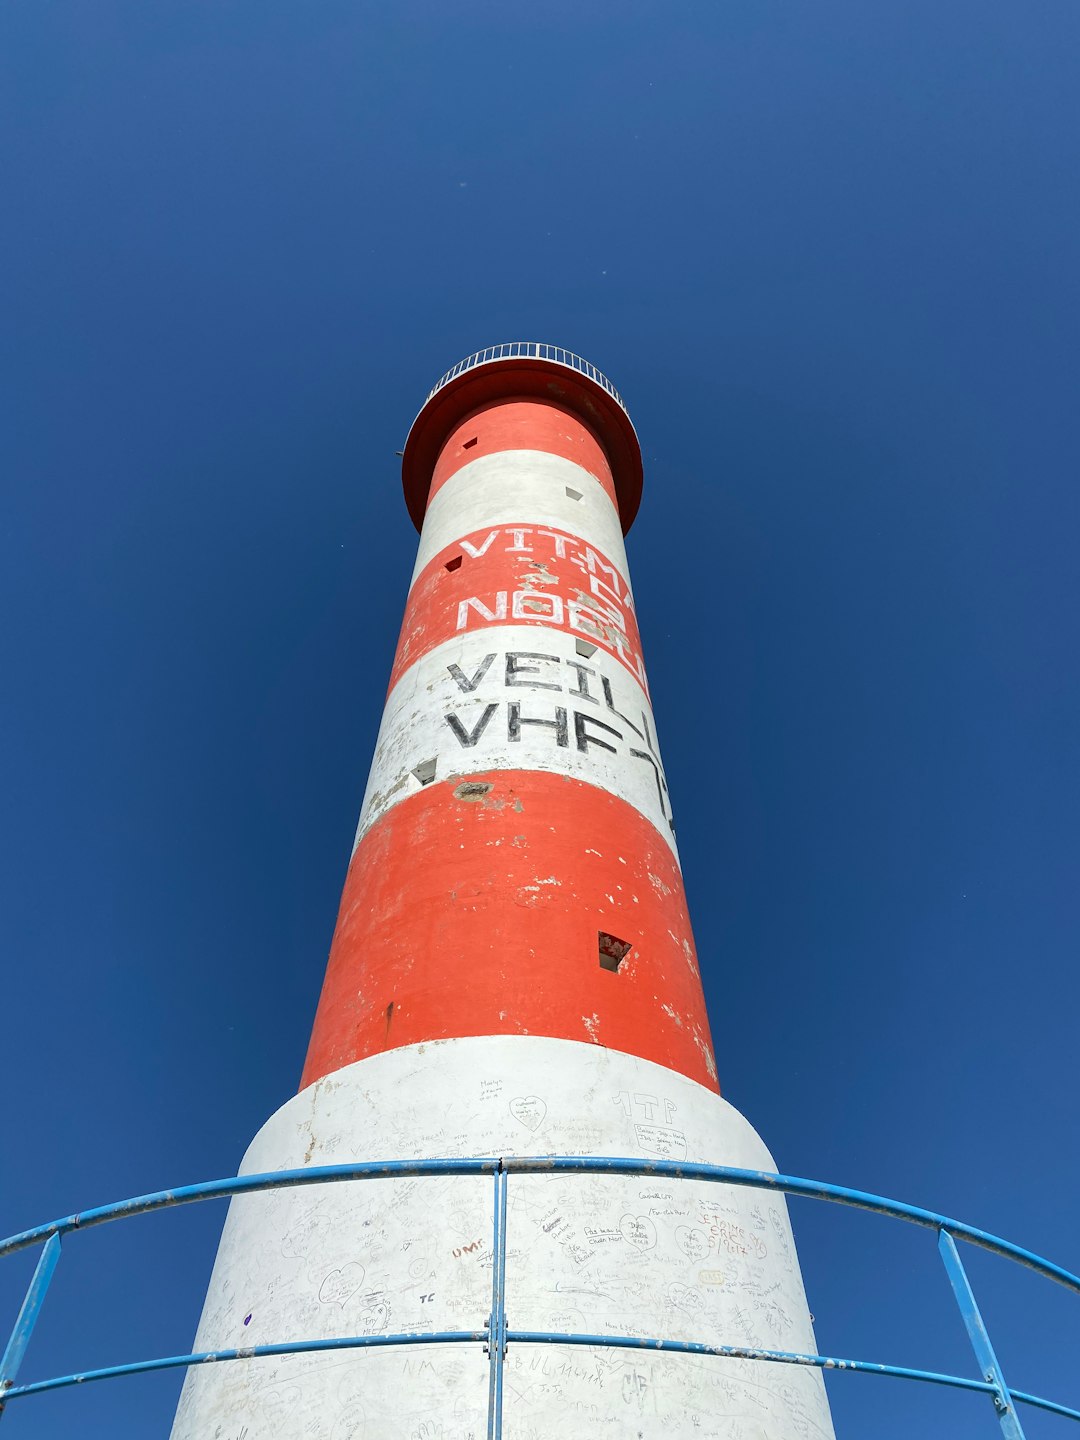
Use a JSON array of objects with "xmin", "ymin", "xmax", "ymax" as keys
[{"xmin": 171, "ymin": 345, "xmax": 835, "ymax": 1439}]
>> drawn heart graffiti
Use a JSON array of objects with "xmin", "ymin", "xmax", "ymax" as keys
[
  {"xmin": 619, "ymin": 1214, "xmax": 657, "ymax": 1251},
  {"xmin": 318, "ymin": 1261, "xmax": 365, "ymax": 1307},
  {"xmin": 675, "ymin": 1225, "xmax": 710, "ymax": 1262},
  {"xmin": 330, "ymin": 1401, "xmax": 367, "ymax": 1440},
  {"xmin": 669, "ymin": 1282, "xmax": 705, "ymax": 1316},
  {"xmin": 509, "ymin": 1096, "xmax": 547, "ymax": 1131},
  {"xmin": 259, "ymin": 1383, "xmax": 302, "ymax": 1435},
  {"xmin": 358, "ymin": 1298, "xmax": 389, "ymax": 1333}
]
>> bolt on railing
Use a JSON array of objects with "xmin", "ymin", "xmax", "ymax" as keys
[{"xmin": 2, "ymin": 1156, "xmax": 1078, "ymax": 1438}]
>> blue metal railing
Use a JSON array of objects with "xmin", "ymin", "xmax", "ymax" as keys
[
  {"xmin": 423, "ymin": 342, "xmax": 631, "ymax": 418},
  {"xmin": 2, "ymin": 1156, "xmax": 1078, "ymax": 1436}
]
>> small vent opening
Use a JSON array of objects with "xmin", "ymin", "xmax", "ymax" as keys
[
  {"xmin": 565, "ymin": 486, "xmax": 583, "ymax": 501},
  {"xmin": 463, "ymin": 436, "xmax": 479, "ymax": 449},
  {"xmin": 598, "ymin": 932, "xmax": 632, "ymax": 972},
  {"xmin": 575, "ymin": 639, "xmax": 599, "ymax": 659},
  {"xmin": 412, "ymin": 758, "xmax": 437, "ymax": 786},
  {"xmin": 444, "ymin": 555, "xmax": 463, "ymax": 573}
]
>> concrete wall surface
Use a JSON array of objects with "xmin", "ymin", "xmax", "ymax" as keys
[{"xmin": 171, "ymin": 1036, "xmax": 834, "ymax": 1440}]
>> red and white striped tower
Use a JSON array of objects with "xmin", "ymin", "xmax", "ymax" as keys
[{"xmin": 173, "ymin": 347, "xmax": 835, "ymax": 1439}]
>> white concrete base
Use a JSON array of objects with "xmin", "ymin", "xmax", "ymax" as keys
[{"xmin": 171, "ymin": 1038, "xmax": 834, "ymax": 1440}]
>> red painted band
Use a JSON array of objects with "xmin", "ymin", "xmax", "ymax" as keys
[
  {"xmin": 390, "ymin": 526, "xmax": 646, "ymax": 696},
  {"xmin": 302, "ymin": 771, "xmax": 717, "ymax": 1094},
  {"xmin": 429, "ymin": 400, "xmax": 617, "ymax": 508}
]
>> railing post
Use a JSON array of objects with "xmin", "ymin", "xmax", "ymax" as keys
[
  {"xmin": 0, "ymin": 1233, "xmax": 62, "ymax": 1417},
  {"xmin": 486, "ymin": 1162, "xmax": 508, "ymax": 1440},
  {"xmin": 494, "ymin": 1164, "xmax": 508, "ymax": 1436},
  {"xmin": 938, "ymin": 1228, "xmax": 1027, "ymax": 1440}
]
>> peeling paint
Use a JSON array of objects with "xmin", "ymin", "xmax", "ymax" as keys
[
  {"xmin": 454, "ymin": 781, "xmax": 493, "ymax": 802},
  {"xmin": 520, "ymin": 559, "xmax": 559, "ymax": 587}
]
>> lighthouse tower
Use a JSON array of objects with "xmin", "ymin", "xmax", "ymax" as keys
[{"xmin": 172, "ymin": 346, "xmax": 835, "ymax": 1439}]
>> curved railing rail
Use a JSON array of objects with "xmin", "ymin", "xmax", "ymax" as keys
[
  {"xmin": 423, "ymin": 342, "xmax": 631, "ymax": 418},
  {"xmin": 2, "ymin": 1156, "xmax": 1077, "ymax": 1438}
]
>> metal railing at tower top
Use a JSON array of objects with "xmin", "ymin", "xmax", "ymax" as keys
[
  {"xmin": 423, "ymin": 343, "xmax": 631, "ymax": 418},
  {"xmin": 2, "ymin": 1157, "xmax": 1078, "ymax": 1438}
]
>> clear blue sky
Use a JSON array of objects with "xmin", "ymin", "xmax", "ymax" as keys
[{"xmin": 2, "ymin": 2, "xmax": 1078, "ymax": 1435}]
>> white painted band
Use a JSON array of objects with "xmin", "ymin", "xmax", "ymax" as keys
[
  {"xmin": 355, "ymin": 625, "xmax": 677, "ymax": 858},
  {"xmin": 412, "ymin": 451, "xmax": 629, "ymax": 587},
  {"xmin": 171, "ymin": 1037, "xmax": 834, "ymax": 1440}
]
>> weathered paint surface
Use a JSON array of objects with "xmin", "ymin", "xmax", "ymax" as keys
[
  {"xmin": 360, "ymin": 626, "xmax": 670, "ymax": 855},
  {"xmin": 302, "ymin": 772, "xmax": 711, "ymax": 1091},
  {"xmin": 301, "ymin": 410, "xmax": 717, "ymax": 1089},
  {"xmin": 171, "ymin": 1037, "xmax": 835, "ymax": 1440},
  {"xmin": 392, "ymin": 523, "xmax": 645, "ymax": 694},
  {"xmin": 410, "ymin": 451, "xmax": 626, "ymax": 584},
  {"xmin": 428, "ymin": 398, "xmax": 619, "ymax": 510},
  {"xmin": 172, "ymin": 357, "xmax": 834, "ymax": 1440}
]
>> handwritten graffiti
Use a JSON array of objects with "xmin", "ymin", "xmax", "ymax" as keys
[
  {"xmin": 443, "ymin": 651, "xmax": 673, "ymax": 833},
  {"xmin": 442, "ymin": 526, "xmax": 646, "ymax": 690}
]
